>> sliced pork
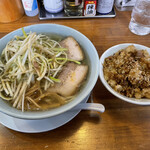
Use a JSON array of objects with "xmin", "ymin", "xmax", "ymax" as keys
[
  {"xmin": 48, "ymin": 63, "xmax": 88, "ymax": 96},
  {"xmin": 60, "ymin": 36, "xmax": 84, "ymax": 61}
]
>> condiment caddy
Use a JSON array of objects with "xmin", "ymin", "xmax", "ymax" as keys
[{"xmin": 38, "ymin": 0, "xmax": 116, "ymax": 20}]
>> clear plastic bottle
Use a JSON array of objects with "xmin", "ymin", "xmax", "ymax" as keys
[{"xmin": 22, "ymin": 0, "xmax": 39, "ymax": 17}]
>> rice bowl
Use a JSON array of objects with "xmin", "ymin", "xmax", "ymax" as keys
[{"xmin": 99, "ymin": 43, "xmax": 150, "ymax": 105}]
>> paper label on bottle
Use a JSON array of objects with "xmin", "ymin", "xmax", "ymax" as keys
[
  {"xmin": 22, "ymin": 0, "xmax": 37, "ymax": 11},
  {"xmin": 84, "ymin": 1, "xmax": 97, "ymax": 16}
]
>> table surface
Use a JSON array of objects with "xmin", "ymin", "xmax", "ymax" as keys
[{"xmin": 0, "ymin": 10, "xmax": 150, "ymax": 150}]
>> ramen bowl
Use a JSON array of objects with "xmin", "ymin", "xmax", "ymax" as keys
[
  {"xmin": 99, "ymin": 43, "xmax": 150, "ymax": 105},
  {"xmin": 0, "ymin": 24, "xmax": 99, "ymax": 119}
]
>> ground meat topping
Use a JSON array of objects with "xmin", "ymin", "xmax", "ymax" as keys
[{"xmin": 103, "ymin": 45, "xmax": 150, "ymax": 99}]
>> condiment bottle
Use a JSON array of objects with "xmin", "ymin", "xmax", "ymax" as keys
[
  {"xmin": 84, "ymin": 0, "xmax": 97, "ymax": 16},
  {"xmin": 97, "ymin": 0, "xmax": 114, "ymax": 14},
  {"xmin": 21, "ymin": 0, "xmax": 39, "ymax": 17},
  {"xmin": 43, "ymin": 0, "xmax": 63, "ymax": 13},
  {"xmin": 64, "ymin": 0, "xmax": 84, "ymax": 16}
]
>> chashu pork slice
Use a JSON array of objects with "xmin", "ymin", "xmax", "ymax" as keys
[
  {"xmin": 48, "ymin": 63, "xmax": 88, "ymax": 97},
  {"xmin": 60, "ymin": 36, "xmax": 84, "ymax": 61}
]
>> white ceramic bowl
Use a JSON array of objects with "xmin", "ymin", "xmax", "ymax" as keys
[
  {"xmin": 0, "ymin": 24, "xmax": 99, "ymax": 119},
  {"xmin": 99, "ymin": 43, "xmax": 150, "ymax": 105}
]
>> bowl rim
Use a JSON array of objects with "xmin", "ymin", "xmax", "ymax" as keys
[
  {"xmin": 99, "ymin": 43, "xmax": 150, "ymax": 105},
  {"xmin": 0, "ymin": 24, "xmax": 99, "ymax": 119}
]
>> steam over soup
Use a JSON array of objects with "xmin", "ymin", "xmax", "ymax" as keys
[{"xmin": 0, "ymin": 29, "xmax": 88, "ymax": 111}]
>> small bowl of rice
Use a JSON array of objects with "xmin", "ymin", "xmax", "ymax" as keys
[{"xmin": 99, "ymin": 43, "xmax": 150, "ymax": 105}]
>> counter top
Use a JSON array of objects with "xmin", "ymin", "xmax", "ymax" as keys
[{"xmin": 0, "ymin": 10, "xmax": 150, "ymax": 150}]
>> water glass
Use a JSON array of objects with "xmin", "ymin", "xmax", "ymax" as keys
[{"xmin": 129, "ymin": 0, "xmax": 150, "ymax": 35}]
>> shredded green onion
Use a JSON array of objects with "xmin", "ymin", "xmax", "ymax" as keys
[
  {"xmin": 48, "ymin": 58, "xmax": 81, "ymax": 64},
  {"xmin": 49, "ymin": 76, "xmax": 61, "ymax": 83},
  {"xmin": 56, "ymin": 58, "xmax": 81, "ymax": 64},
  {"xmin": 52, "ymin": 48, "xmax": 68, "ymax": 51},
  {"xmin": 0, "ymin": 28, "xmax": 82, "ymax": 112},
  {"xmin": 15, "ymin": 36, "xmax": 25, "ymax": 41},
  {"xmin": 21, "ymin": 28, "xmax": 27, "ymax": 38}
]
